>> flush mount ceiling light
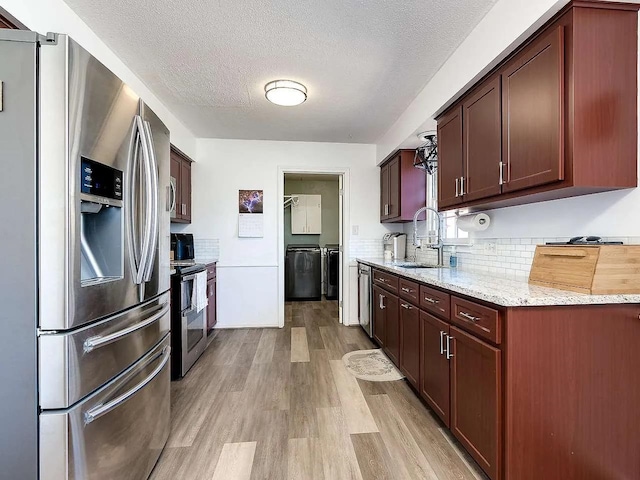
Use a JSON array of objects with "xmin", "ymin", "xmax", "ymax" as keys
[{"xmin": 264, "ymin": 80, "xmax": 307, "ymax": 106}]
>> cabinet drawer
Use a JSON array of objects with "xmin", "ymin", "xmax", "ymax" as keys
[
  {"xmin": 451, "ymin": 296, "xmax": 501, "ymax": 344},
  {"xmin": 420, "ymin": 285, "xmax": 450, "ymax": 320},
  {"xmin": 373, "ymin": 269, "xmax": 398, "ymax": 293},
  {"xmin": 206, "ymin": 263, "xmax": 217, "ymax": 281},
  {"xmin": 399, "ymin": 278, "xmax": 420, "ymax": 305}
]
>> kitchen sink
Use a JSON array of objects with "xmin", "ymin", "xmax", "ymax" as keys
[{"xmin": 395, "ymin": 263, "xmax": 442, "ymax": 269}]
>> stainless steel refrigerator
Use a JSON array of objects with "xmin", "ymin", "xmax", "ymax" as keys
[{"xmin": 0, "ymin": 30, "xmax": 171, "ymax": 479}]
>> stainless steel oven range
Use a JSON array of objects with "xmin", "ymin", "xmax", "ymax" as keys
[{"xmin": 171, "ymin": 264, "xmax": 209, "ymax": 379}]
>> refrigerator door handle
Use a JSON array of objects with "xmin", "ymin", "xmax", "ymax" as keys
[
  {"xmin": 142, "ymin": 120, "xmax": 159, "ymax": 282},
  {"xmin": 136, "ymin": 115, "xmax": 154, "ymax": 285},
  {"xmin": 83, "ymin": 303, "xmax": 169, "ymax": 353},
  {"xmin": 126, "ymin": 118, "xmax": 146, "ymax": 285},
  {"xmin": 84, "ymin": 345, "xmax": 170, "ymax": 424}
]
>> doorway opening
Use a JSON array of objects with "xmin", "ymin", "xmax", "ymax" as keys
[{"xmin": 277, "ymin": 168, "xmax": 349, "ymax": 328}]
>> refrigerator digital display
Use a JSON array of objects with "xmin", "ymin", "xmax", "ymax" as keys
[{"xmin": 80, "ymin": 157, "xmax": 123, "ymax": 200}]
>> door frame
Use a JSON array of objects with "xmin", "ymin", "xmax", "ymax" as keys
[{"xmin": 277, "ymin": 166, "xmax": 350, "ymax": 328}]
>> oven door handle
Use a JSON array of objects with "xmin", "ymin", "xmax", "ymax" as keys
[
  {"xmin": 182, "ymin": 273, "xmax": 199, "ymax": 282},
  {"xmin": 84, "ymin": 345, "xmax": 170, "ymax": 424},
  {"xmin": 83, "ymin": 303, "xmax": 169, "ymax": 353}
]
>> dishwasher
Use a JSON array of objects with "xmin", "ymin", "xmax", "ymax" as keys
[
  {"xmin": 358, "ymin": 263, "xmax": 373, "ymax": 337},
  {"xmin": 285, "ymin": 244, "xmax": 322, "ymax": 300}
]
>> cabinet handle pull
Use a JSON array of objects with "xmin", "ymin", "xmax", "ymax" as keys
[
  {"xmin": 379, "ymin": 294, "xmax": 386, "ymax": 310},
  {"xmin": 455, "ymin": 178, "xmax": 459, "ymax": 197},
  {"xmin": 400, "ymin": 303, "xmax": 411, "ymax": 310},
  {"xmin": 439, "ymin": 330, "xmax": 445, "ymax": 355},
  {"xmin": 445, "ymin": 335, "xmax": 454, "ymax": 360},
  {"xmin": 460, "ymin": 177, "xmax": 465, "ymax": 196},
  {"xmin": 401, "ymin": 287, "xmax": 411, "ymax": 293},
  {"xmin": 423, "ymin": 296, "xmax": 438, "ymax": 304},
  {"xmin": 458, "ymin": 311, "xmax": 478, "ymax": 322},
  {"xmin": 499, "ymin": 161, "xmax": 505, "ymax": 185},
  {"xmin": 384, "ymin": 204, "xmax": 389, "ymax": 216}
]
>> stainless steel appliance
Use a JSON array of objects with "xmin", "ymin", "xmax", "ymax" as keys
[
  {"xmin": 0, "ymin": 31, "xmax": 171, "ymax": 480},
  {"xmin": 171, "ymin": 233, "xmax": 195, "ymax": 260},
  {"xmin": 171, "ymin": 264, "xmax": 208, "ymax": 379},
  {"xmin": 285, "ymin": 244, "xmax": 322, "ymax": 300},
  {"xmin": 358, "ymin": 263, "xmax": 373, "ymax": 337},
  {"xmin": 383, "ymin": 233, "xmax": 407, "ymax": 260},
  {"xmin": 325, "ymin": 244, "xmax": 340, "ymax": 300}
]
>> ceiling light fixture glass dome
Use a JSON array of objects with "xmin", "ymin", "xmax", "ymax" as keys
[{"xmin": 264, "ymin": 80, "xmax": 307, "ymax": 106}]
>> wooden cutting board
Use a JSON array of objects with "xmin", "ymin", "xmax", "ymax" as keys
[{"xmin": 529, "ymin": 245, "xmax": 640, "ymax": 294}]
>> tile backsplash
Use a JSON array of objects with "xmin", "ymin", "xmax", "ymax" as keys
[
  {"xmin": 406, "ymin": 236, "xmax": 639, "ymax": 278},
  {"xmin": 349, "ymin": 238, "xmax": 385, "ymax": 259},
  {"xmin": 193, "ymin": 238, "xmax": 220, "ymax": 261}
]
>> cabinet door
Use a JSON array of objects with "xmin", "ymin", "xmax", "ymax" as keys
[
  {"xmin": 372, "ymin": 285, "xmax": 386, "ymax": 347},
  {"xmin": 180, "ymin": 159, "xmax": 192, "ymax": 222},
  {"xmin": 437, "ymin": 105, "xmax": 464, "ymax": 208},
  {"xmin": 420, "ymin": 312, "xmax": 450, "ymax": 427},
  {"xmin": 450, "ymin": 326, "xmax": 502, "ymax": 480},
  {"xmin": 502, "ymin": 25, "xmax": 564, "ymax": 193},
  {"xmin": 170, "ymin": 152, "xmax": 182, "ymax": 220},
  {"xmin": 290, "ymin": 195, "xmax": 307, "ymax": 234},
  {"xmin": 380, "ymin": 164, "xmax": 390, "ymax": 221},
  {"xmin": 387, "ymin": 156, "xmax": 401, "ymax": 220},
  {"xmin": 399, "ymin": 301, "xmax": 420, "ymax": 388},
  {"xmin": 207, "ymin": 278, "xmax": 217, "ymax": 331},
  {"xmin": 305, "ymin": 194, "xmax": 322, "ymax": 234},
  {"xmin": 384, "ymin": 293, "xmax": 400, "ymax": 366},
  {"xmin": 463, "ymin": 76, "xmax": 502, "ymax": 202}
]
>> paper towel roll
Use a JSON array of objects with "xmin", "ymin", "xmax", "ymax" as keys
[{"xmin": 456, "ymin": 213, "xmax": 490, "ymax": 232}]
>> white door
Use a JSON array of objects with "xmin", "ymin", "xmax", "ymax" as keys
[
  {"xmin": 306, "ymin": 194, "xmax": 322, "ymax": 234},
  {"xmin": 290, "ymin": 195, "xmax": 307, "ymax": 234}
]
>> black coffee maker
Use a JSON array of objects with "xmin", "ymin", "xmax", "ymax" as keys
[{"xmin": 171, "ymin": 233, "xmax": 195, "ymax": 260}]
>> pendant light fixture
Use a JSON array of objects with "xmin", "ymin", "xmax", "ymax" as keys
[{"xmin": 264, "ymin": 80, "xmax": 307, "ymax": 106}]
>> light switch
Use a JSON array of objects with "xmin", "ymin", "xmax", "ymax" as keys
[{"xmin": 352, "ymin": 225, "xmax": 359, "ymax": 235}]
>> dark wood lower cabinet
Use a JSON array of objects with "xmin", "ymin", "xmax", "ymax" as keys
[
  {"xmin": 206, "ymin": 278, "xmax": 216, "ymax": 331},
  {"xmin": 372, "ymin": 285, "xmax": 386, "ymax": 347},
  {"xmin": 383, "ymin": 293, "xmax": 400, "ymax": 365},
  {"xmin": 450, "ymin": 326, "xmax": 502, "ymax": 480},
  {"xmin": 420, "ymin": 312, "xmax": 451, "ymax": 427},
  {"xmin": 399, "ymin": 302, "xmax": 420, "ymax": 388}
]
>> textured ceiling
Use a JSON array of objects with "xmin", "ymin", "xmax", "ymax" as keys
[{"xmin": 63, "ymin": 0, "xmax": 497, "ymax": 143}]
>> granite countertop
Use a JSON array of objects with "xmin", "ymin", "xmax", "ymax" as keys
[{"xmin": 357, "ymin": 258, "xmax": 640, "ymax": 307}]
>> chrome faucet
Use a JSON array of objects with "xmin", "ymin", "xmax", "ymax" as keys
[{"xmin": 412, "ymin": 206, "xmax": 445, "ymax": 267}]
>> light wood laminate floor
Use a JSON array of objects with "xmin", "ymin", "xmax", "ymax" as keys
[{"xmin": 150, "ymin": 299, "xmax": 487, "ymax": 480}]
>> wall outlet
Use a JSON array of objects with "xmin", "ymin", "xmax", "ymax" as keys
[
  {"xmin": 352, "ymin": 225, "xmax": 359, "ymax": 235},
  {"xmin": 486, "ymin": 243, "xmax": 498, "ymax": 254}
]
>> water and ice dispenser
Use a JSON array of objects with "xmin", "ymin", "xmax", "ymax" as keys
[{"xmin": 79, "ymin": 157, "xmax": 123, "ymax": 285}]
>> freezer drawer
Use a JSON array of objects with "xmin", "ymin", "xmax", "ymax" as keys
[
  {"xmin": 39, "ymin": 293, "xmax": 170, "ymax": 409},
  {"xmin": 40, "ymin": 335, "xmax": 171, "ymax": 480}
]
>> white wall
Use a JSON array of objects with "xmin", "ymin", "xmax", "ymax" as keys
[
  {"xmin": 173, "ymin": 139, "xmax": 401, "ymax": 327},
  {"xmin": 1, "ymin": 0, "xmax": 197, "ymax": 157}
]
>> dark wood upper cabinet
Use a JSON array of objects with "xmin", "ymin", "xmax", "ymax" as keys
[
  {"xmin": 420, "ymin": 311, "xmax": 451, "ymax": 427},
  {"xmin": 383, "ymin": 292, "xmax": 400, "ymax": 365},
  {"xmin": 437, "ymin": 106, "xmax": 463, "ymax": 209},
  {"xmin": 372, "ymin": 285, "xmax": 386, "ymax": 347},
  {"xmin": 180, "ymin": 160, "xmax": 192, "ymax": 222},
  {"xmin": 170, "ymin": 145, "xmax": 193, "ymax": 224},
  {"xmin": 450, "ymin": 326, "xmax": 502, "ymax": 480},
  {"xmin": 463, "ymin": 76, "xmax": 502, "ymax": 202},
  {"xmin": 380, "ymin": 165, "xmax": 390, "ymax": 221},
  {"xmin": 399, "ymin": 301, "xmax": 420, "ymax": 389},
  {"xmin": 379, "ymin": 150, "xmax": 425, "ymax": 223},
  {"xmin": 502, "ymin": 25, "xmax": 564, "ymax": 193},
  {"xmin": 436, "ymin": 1, "xmax": 638, "ymax": 212},
  {"xmin": 0, "ymin": 9, "xmax": 27, "ymax": 30}
]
